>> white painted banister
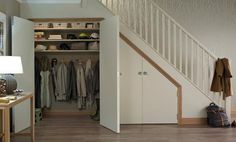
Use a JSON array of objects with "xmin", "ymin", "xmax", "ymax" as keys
[{"xmin": 99, "ymin": 0, "xmax": 225, "ymax": 107}]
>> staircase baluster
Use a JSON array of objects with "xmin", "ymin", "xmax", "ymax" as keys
[
  {"xmin": 162, "ymin": 13, "xmax": 165, "ymax": 57},
  {"xmin": 156, "ymin": 9, "xmax": 160, "ymax": 52},
  {"xmin": 179, "ymin": 29, "xmax": 182, "ymax": 72},
  {"xmin": 145, "ymin": 0, "xmax": 148, "ymax": 42},
  {"xmin": 173, "ymin": 24, "xmax": 177, "ymax": 67},
  {"xmin": 191, "ymin": 40, "xmax": 194, "ymax": 82},
  {"xmin": 151, "ymin": 3, "xmax": 154, "ymax": 48},
  {"xmin": 185, "ymin": 34, "xmax": 188, "ymax": 77},
  {"xmin": 168, "ymin": 18, "xmax": 171, "ymax": 62}
]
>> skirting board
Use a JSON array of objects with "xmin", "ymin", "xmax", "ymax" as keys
[
  {"xmin": 231, "ymin": 108, "xmax": 236, "ymax": 118},
  {"xmin": 181, "ymin": 118, "xmax": 207, "ymax": 125}
]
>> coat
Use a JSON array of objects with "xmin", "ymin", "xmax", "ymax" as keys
[
  {"xmin": 210, "ymin": 58, "xmax": 233, "ymax": 99},
  {"xmin": 35, "ymin": 57, "xmax": 41, "ymax": 108},
  {"xmin": 67, "ymin": 61, "xmax": 77, "ymax": 100},
  {"xmin": 57, "ymin": 63, "xmax": 68, "ymax": 101},
  {"xmin": 93, "ymin": 61, "xmax": 100, "ymax": 99},
  {"xmin": 77, "ymin": 64, "xmax": 86, "ymax": 97}
]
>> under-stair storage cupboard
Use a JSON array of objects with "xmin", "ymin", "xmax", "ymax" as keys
[
  {"xmin": 33, "ymin": 18, "xmax": 101, "ymax": 114},
  {"xmin": 11, "ymin": 16, "xmax": 120, "ymax": 133},
  {"xmin": 120, "ymin": 40, "xmax": 178, "ymax": 124}
]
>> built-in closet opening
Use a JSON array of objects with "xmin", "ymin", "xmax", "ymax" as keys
[{"xmin": 33, "ymin": 18, "xmax": 101, "ymax": 118}]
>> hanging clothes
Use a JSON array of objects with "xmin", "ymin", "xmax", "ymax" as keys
[
  {"xmin": 77, "ymin": 63, "xmax": 87, "ymax": 109},
  {"xmin": 57, "ymin": 62, "xmax": 68, "ymax": 101},
  {"xmin": 50, "ymin": 58, "xmax": 59, "ymax": 100},
  {"xmin": 67, "ymin": 61, "xmax": 77, "ymax": 100},
  {"xmin": 210, "ymin": 58, "xmax": 233, "ymax": 99},
  {"xmin": 35, "ymin": 57, "xmax": 41, "ymax": 108},
  {"xmin": 91, "ymin": 60, "xmax": 100, "ymax": 121},
  {"xmin": 40, "ymin": 71, "xmax": 51, "ymax": 108},
  {"xmin": 40, "ymin": 56, "xmax": 51, "ymax": 108},
  {"xmin": 85, "ymin": 58, "xmax": 92, "ymax": 77},
  {"xmin": 85, "ymin": 59, "xmax": 94, "ymax": 108},
  {"xmin": 93, "ymin": 60, "xmax": 100, "ymax": 99}
]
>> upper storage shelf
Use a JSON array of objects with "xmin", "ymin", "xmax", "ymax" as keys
[
  {"xmin": 35, "ymin": 39, "xmax": 99, "ymax": 42},
  {"xmin": 33, "ymin": 18, "xmax": 102, "ymax": 52},
  {"xmin": 34, "ymin": 28, "xmax": 99, "ymax": 31}
]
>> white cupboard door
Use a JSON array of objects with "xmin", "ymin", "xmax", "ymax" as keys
[
  {"xmin": 12, "ymin": 16, "xmax": 34, "ymax": 133},
  {"xmin": 142, "ymin": 59, "xmax": 177, "ymax": 123},
  {"xmin": 120, "ymin": 39, "xmax": 143, "ymax": 124},
  {"xmin": 100, "ymin": 16, "xmax": 120, "ymax": 133}
]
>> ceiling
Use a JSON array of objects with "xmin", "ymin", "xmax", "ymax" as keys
[{"xmin": 16, "ymin": 0, "xmax": 82, "ymax": 4}]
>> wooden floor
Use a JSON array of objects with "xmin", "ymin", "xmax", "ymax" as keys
[{"xmin": 10, "ymin": 115, "xmax": 236, "ymax": 142}]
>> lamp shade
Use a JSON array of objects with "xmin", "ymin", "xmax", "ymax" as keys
[{"xmin": 0, "ymin": 56, "xmax": 23, "ymax": 74}]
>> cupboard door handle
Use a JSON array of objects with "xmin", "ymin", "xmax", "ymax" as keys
[
  {"xmin": 138, "ymin": 72, "xmax": 142, "ymax": 75},
  {"xmin": 143, "ymin": 72, "xmax": 148, "ymax": 75}
]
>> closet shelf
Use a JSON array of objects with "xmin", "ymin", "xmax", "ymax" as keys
[
  {"xmin": 34, "ymin": 28, "xmax": 99, "ymax": 31},
  {"xmin": 35, "ymin": 50, "xmax": 99, "ymax": 53},
  {"xmin": 35, "ymin": 39, "xmax": 99, "ymax": 42}
]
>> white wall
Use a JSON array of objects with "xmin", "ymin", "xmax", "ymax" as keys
[
  {"xmin": 20, "ymin": 0, "xmax": 112, "ymax": 19},
  {"xmin": 154, "ymin": 0, "xmax": 236, "ymax": 107}
]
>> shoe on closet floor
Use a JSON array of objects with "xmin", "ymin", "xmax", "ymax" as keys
[{"xmin": 231, "ymin": 120, "xmax": 236, "ymax": 127}]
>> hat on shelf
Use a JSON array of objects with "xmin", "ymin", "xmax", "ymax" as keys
[
  {"xmin": 90, "ymin": 33, "xmax": 99, "ymax": 39},
  {"xmin": 78, "ymin": 33, "xmax": 89, "ymax": 39},
  {"xmin": 48, "ymin": 45, "xmax": 58, "ymax": 50},
  {"xmin": 35, "ymin": 44, "xmax": 47, "ymax": 51},
  {"xmin": 67, "ymin": 34, "xmax": 77, "ymax": 39},
  {"xmin": 59, "ymin": 43, "xmax": 70, "ymax": 50}
]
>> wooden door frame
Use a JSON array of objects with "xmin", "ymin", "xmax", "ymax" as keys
[{"xmin": 120, "ymin": 33, "xmax": 183, "ymax": 125}]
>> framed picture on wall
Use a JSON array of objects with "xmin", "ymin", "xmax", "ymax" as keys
[{"xmin": 0, "ymin": 12, "xmax": 6, "ymax": 56}]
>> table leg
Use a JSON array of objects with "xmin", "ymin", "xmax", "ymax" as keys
[
  {"xmin": 3, "ymin": 108, "xmax": 10, "ymax": 142},
  {"xmin": 30, "ymin": 96, "xmax": 35, "ymax": 142},
  {"xmin": 1, "ymin": 109, "xmax": 5, "ymax": 142}
]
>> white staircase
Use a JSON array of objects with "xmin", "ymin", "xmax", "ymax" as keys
[{"xmin": 99, "ymin": 0, "xmax": 229, "ymax": 114}]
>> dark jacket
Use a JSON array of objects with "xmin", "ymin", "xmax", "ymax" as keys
[
  {"xmin": 93, "ymin": 61, "xmax": 100, "ymax": 98},
  {"xmin": 35, "ymin": 57, "xmax": 41, "ymax": 108},
  {"xmin": 67, "ymin": 61, "xmax": 77, "ymax": 100}
]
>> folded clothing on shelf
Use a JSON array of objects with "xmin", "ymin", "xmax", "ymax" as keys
[
  {"xmin": 70, "ymin": 42, "xmax": 87, "ymax": 50},
  {"xmin": 48, "ymin": 35, "xmax": 62, "ymax": 40},
  {"xmin": 88, "ymin": 42, "xmax": 99, "ymax": 50}
]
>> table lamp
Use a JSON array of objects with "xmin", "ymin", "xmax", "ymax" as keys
[{"xmin": 0, "ymin": 56, "xmax": 23, "ymax": 97}]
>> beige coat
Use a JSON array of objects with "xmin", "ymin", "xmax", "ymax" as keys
[{"xmin": 210, "ymin": 58, "xmax": 233, "ymax": 99}]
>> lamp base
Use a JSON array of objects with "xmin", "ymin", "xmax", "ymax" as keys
[
  {"xmin": 0, "ymin": 78, "xmax": 7, "ymax": 97},
  {"xmin": 2, "ymin": 74, "xmax": 17, "ymax": 94}
]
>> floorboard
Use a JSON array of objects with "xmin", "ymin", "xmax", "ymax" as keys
[{"xmin": 10, "ymin": 115, "xmax": 236, "ymax": 142}]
